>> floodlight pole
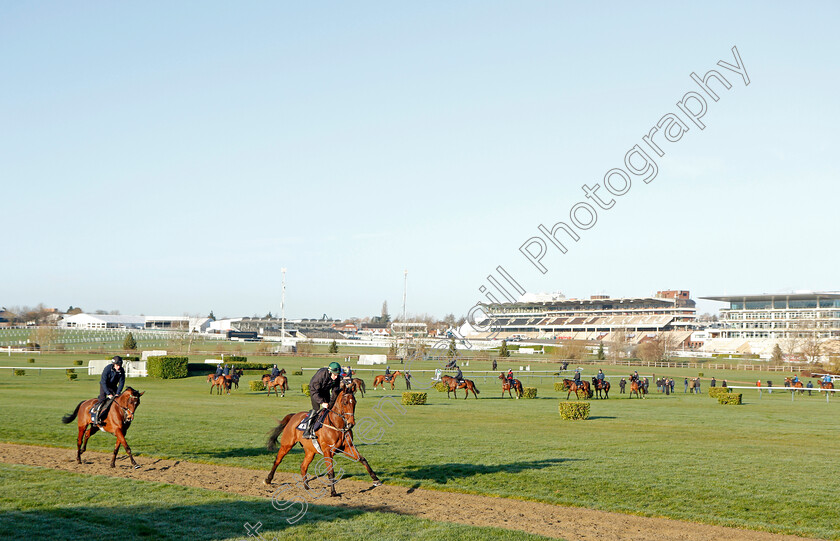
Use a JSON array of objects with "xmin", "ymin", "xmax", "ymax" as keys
[{"xmin": 281, "ymin": 268, "xmax": 287, "ymax": 345}]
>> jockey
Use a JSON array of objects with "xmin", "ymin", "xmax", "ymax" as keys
[
  {"xmin": 455, "ymin": 365, "xmax": 464, "ymax": 384},
  {"xmin": 824, "ymin": 374, "xmax": 833, "ymax": 384},
  {"xmin": 92, "ymin": 356, "xmax": 125, "ymax": 426},
  {"xmin": 214, "ymin": 364, "xmax": 223, "ymax": 378},
  {"xmin": 303, "ymin": 362, "xmax": 342, "ymax": 439},
  {"xmin": 385, "ymin": 366, "xmax": 390, "ymax": 376},
  {"xmin": 573, "ymin": 369, "xmax": 581, "ymax": 385},
  {"xmin": 792, "ymin": 375, "xmax": 799, "ymax": 384},
  {"xmin": 507, "ymin": 368, "xmax": 514, "ymax": 385},
  {"xmin": 631, "ymin": 370, "xmax": 639, "ymax": 382},
  {"xmin": 270, "ymin": 365, "xmax": 280, "ymax": 379},
  {"xmin": 345, "ymin": 366, "xmax": 353, "ymax": 378},
  {"xmin": 222, "ymin": 364, "xmax": 230, "ymax": 376},
  {"xmin": 596, "ymin": 369, "xmax": 605, "ymax": 383}
]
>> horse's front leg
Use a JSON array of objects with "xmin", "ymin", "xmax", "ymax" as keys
[{"xmin": 115, "ymin": 430, "xmax": 139, "ymax": 468}]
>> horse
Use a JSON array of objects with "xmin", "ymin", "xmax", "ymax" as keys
[
  {"xmin": 340, "ymin": 376, "xmax": 366, "ymax": 397},
  {"xmin": 210, "ymin": 374, "xmax": 230, "ymax": 395},
  {"xmin": 591, "ymin": 377, "xmax": 610, "ymax": 399},
  {"xmin": 264, "ymin": 374, "xmax": 289, "ymax": 397},
  {"xmin": 228, "ymin": 368, "xmax": 244, "ymax": 390},
  {"xmin": 61, "ymin": 387, "xmax": 145, "ymax": 468},
  {"xmin": 440, "ymin": 375, "xmax": 480, "ymax": 399},
  {"xmin": 372, "ymin": 371, "xmax": 401, "ymax": 390},
  {"xmin": 784, "ymin": 378, "xmax": 805, "ymax": 394},
  {"xmin": 264, "ymin": 389, "xmax": 381, "ymax": 495},
  {"xmin": 562, "ymin": 379, "xmax": 591, "ymax": 400},
  {"xmin": 818, "ymin": 379, "xmax": 835, "ymax": 390},
  {"xmin": 498, "ymin": 373, "xmax": 523, "ymax": 399},
  {"xmin": 629, "ymin": 378, "xmax": 646, "ymax": 399}
]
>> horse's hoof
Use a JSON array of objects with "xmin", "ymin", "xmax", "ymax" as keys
[
  {"xmin": 372, "ymin": 480, "xmax": 382, "ymax": 487},
  {"xmin": 264, "ymin": 479, "xmax": 272, "ymax": 486},
  {"xmin": 133, "ymin": 464, "xmax": 141, "ymax": 470}
]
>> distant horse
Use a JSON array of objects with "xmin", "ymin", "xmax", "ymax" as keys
[
  {"xmin": 591, "ymin": 377, "xmax": 610, "ymax": 399},
  {"xmin": 440, "ymin": 375, "xmax": 481, "ymax": 399},
  {"xmin": 61, "ymin": 387, "xmax": 145, "ymax": 468},
  {"xmin": 264, "ymin": 389, "xmax": 381, "ymax": 494},
  {"xmin": 230, "ymin": 368, "xmax": 244, "ymax": 390},
  {"xmin": 562, "ymin": 379, "xmax": 591, "ymax": 400},
  {"xmin": 784, "ymin": 378, "xmax": 805, "ymax": 394},
  {"xmin": 818, "ymin": 379, "xmax": 835, "ymax": 390},
  {"xmin": 498, "ymin": 373, "xmax": 523, "ymax": 398},
  {"xmin": 629, "ymin": 377, "xmax": 646, "ymax": 399},
  {"xmin": 373, "ymin": 371, "xmax": 401, "ymax": 390},
  {"xmin": 210, "ymin": 374, "xmax": 230, "ymax": 395},
  {"xmin": 341, "ymin": 376, "xmax": 366, "ymax": 397},
  {"xmin": 263, "ymin": 371, "xmax": 289, "ymax": 397}
]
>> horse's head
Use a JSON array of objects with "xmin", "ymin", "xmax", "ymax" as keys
[
  {"xmin": 280, "ymin": 368, "xmax": 286, "ymax": 375},
  {"xmin": 498, "ymin": 373, "xmax": 504, "ymax": 380},
  {"xmin": 335, "ymin": 390, "xmax": 356, "ymax": 429},
  {"xmin": 118, "ymin": 388, "xmax": 144, "ymax": 422}
]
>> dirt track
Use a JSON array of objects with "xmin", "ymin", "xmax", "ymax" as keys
[{"xmin": 0, "ymin": 443, "xmax": 817, "ymax": 541}]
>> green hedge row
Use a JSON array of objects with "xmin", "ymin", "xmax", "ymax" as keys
[
  {"xmin": 250, "ymin": 380, "xmax": 266, "ymax": 391},
  {"xmin": 402, "ymin": 392, "xmax": 427, "ymax": 405},
  {"xmin": 301, "ymin": 384, "xmax": 311, "ymax": 396},
  {"xmin": 435, "ymin": 382, "xmax": 449, "ymax": 392},
  {"xmin": 559, "ymin": 401, "xmax": 590, "ymax": 420},
  {"xmin": 718, "ymin": 393, "xmax": 742, "ymax": 405},
  {"xmin": 147, "ymin": 356, "xmax": 189, "ymax": 379},
  {"xmin": 13, "ymin": 369, "xmax": 25, "ymax": 376},
  {"xmin": 554, "ymin": 382, "xmax": 566, "ymax": 392},
  {"xmin": 523, "ymin": 387, "xmax": 537, "ymax": 399},
  {"xmin": 708, "ymin": 387, "xmax": 730, "ymax": 398},
  {"xmin": 74, "ymin": 360, "xmax": 84, "ymax": 366}
]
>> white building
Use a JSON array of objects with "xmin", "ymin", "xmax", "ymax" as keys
[{"xmin": 59, "ymin": 314, "xmax": 146, "ymax": 329}]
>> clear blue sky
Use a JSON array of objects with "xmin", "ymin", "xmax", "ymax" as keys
[{"xmin": 2, "ymin": 2, "xmax": 838, "ymax": 319}]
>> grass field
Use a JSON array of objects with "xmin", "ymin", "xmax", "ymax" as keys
[{"xmin": 1, "ymin": 351, "xmax": 838, "ymax": 539}]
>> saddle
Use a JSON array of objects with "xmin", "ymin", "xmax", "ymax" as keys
[
  {"xmin": 90, "ymin": 398, "xmax": 113, "ymax": 426},
  {"xmin": 296, "ymin": 410, "xmax": 327, "ymax": 434},
  {"xmin": 384, "ymin": 375, "xmax": 393, "ymax": 382}
]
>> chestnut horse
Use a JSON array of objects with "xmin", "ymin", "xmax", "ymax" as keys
[
  {"xmin": 263, "ymin": 369, "xmax": 288, "ymax": 397},
  {"xmin": 818, "ymin": 379, "xmax": 835, "ymax": 390},
  {"xmin": 61, "ymin": 387, "xmax": 145, "ymax": 468},
  {"xmin": 784, "ymin": 378, "xmax": 805, "ymax": 394},
  {"xmin": 373, "ymin": 371, "xmax": 401, "ymax": 390},
  {"xmin": 629, "ymin": 378, "xmax": 646, "ymax": 399},
  {"xmin": 210, "ymin": 374, "xmax": 230, "ymax": 395},
  {"xmin": 264, "ymin": 389, "xmax": 381, "ymax": 495},
  {"xmin": 498, "ymin": 373, "xmax": 523, "ymax": 398},
  {"xmin": 341, "ymin": 377, "xmax": 366, "ymax": 397},
  {"xmin": 562, "ymin": 379, "xmax": 591, "ymax": 400},
  {"xmin": 591, "ymin": 377, "xmax": 610, "ymax": 399},
  {"xmin": 440, "ymin": 375, "xmax": 481, "ymax": 399}
]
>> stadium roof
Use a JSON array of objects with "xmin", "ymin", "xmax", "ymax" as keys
[{"xmin": 701, "ymin": 292, "xmax": 840, "ymax": 302}]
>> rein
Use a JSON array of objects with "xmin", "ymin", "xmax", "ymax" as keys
[{"xmin": 320, "ymin": 402, "xmax": 354, "ymax": 434}]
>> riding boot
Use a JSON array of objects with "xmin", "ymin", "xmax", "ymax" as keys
[{"xmin": 302, "ymin": 410, "xmax": 318, "ymax": 439}]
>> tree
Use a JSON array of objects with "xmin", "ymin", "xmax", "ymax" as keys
[
  {"xmin": 123, "ymin": 332, "xmax": 138, "ymax": 351},
  {"xmin": 266, "ymin": 312, "xmax": 273, "ymax": 319},
  {"xmin": 771, "ymin": 344, "xmax": 784, "ymax": 364},
  {"xmin": 208, "ymin": 310, "xmax": 216, "ymax": 321},
  {"xmin": 609, "ymin": 329, "xmax": 629, "ymax": 361},
  {"xmin": 328, "ymin": 340, "xmax": 339, "ymax": 354},
  {"xmin": 597, "ymin": 342, "xmax": 606, "ymax": 360},
  {"xmin": 499, "ymin": 340, "xmax": 510, "ymax": 358},
  {"xmin": 448, "ymin": 337, "xmax": 457, "ymax": 358},
  {"xmin": 381, "ymin": 301, "xmax": 391, "ymax": 324}
]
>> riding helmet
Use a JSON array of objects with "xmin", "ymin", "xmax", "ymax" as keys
[{"xmin": 328, "ymin": 362, "xmax": 341, "ymax": 374}]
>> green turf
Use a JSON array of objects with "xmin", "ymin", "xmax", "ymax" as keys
[
  {"xmin": 0, "ymin": 463, "xmax": 554, "ymax": 541},
  {"xmin": 0, "ymin": 353, "xmax": 837, "ymax": 539}
]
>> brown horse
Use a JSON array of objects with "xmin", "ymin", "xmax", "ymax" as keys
[
  {"xmin": 264, "ymin": 389, "xmax": 381, "ymax": 495},
  {"xmin": 61, "ymin": 387, "xmax": 145, "ymax": 468},
  {"xmin": 784, "ymin": 378, "xmax": 805, "ymax": 394},
  {"xmin": 562, "ymin": 379, "xmax": 591, "ymax": 400},
  {"xmin": 210, "ymin": 374, "xmax": 230, "ymax": 395},
  {"xmin": 629, "ymin": 378, "xmax": 646, "ymax": 399},
  {"xmin": 263, "ymin": 369, "xmax": 288, "ymax": 397},
  {"xmin": 341, "ymin": 377, "xmax": 366, "ymax": 397},
  {"xmin": 230, "ymin": 368, "xmax": 244, "ymax": 390},
  {"xmin": 498, "ymin": 373, "xmax": 523, "ymax": 398},
  {"xmin": 591, "ymin": 377, "xmax": 610, "ymax": 399},
  {"xmin": 440, "ymin": 375, "xmax": 481, "ymax": 399},
  {"xmin": 818, "ymin": 379, "xmax": 835, "ymax": 390},
  {"xmin": 373, "ymin": 371, "xmax": 401, "ymax": 390}
]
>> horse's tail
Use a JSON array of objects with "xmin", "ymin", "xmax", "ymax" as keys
[
  {"xmin": 267, "ymin": 413, "xmax": 295, "ymax": 451},
  {"xmin": 62, "ymin": 401, "xmax": 83, "ymax": 424},
  {"xmin": 359, "ymin": 380, "xmax": 366, "ymax": 393},
  {"xmin": 473, "ymin": 381, "xmax": 480, "ymax": 394}
]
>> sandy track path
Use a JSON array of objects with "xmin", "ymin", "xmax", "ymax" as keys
[{"xmin": 0, "ymin": 443, "xmax": 816, "ymax": 541}]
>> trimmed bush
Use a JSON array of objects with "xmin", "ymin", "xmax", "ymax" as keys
[
  {"xmin": 559, "ymin": 401, "xmax": 590, "ymax": 420},
  {"xmin": 13, "ymin": 369, "xmax": 25, "ymax": 376},
  {"xmin": 301, "ymin": 384, "xmax": 311, "ymax": 396},
  {"xmin": 147, "ymin": 356, "xmax": 189, "ymax": 379},
  {"xmin": 402, "ymin": 392, "xmax": 427, "ymax": 405},
  {"xmin": 223, "ymin": 356, "xmax": 248, "ymax": 364},
  {"xmin": 250, "ymin": 380, "xmax": 266, "ymax": 392},
  {"xmin": 554, "ymin": 381, "xmax": 567, "ymax": 392},
  {"xmin": 74, "ymin": 360, "xmax": 84, "ymax": 366},
  {"xmin": 65, "ymin": 369, "xmax": 76, "ymax": 375},
  {"xmin": 708, "ymin": 387, "xmax": 730, "ymax": 398},
  {"xmin": 28, "ymin": 358, "xmax": 35, "ymax": 363},
  {"xmin": 293, "ymin": 370, "xmax": 303, "ymax": 376},
  {"xmin": 67, "ymin": 372, "xmax": 78, "ymax": 381},
  {"xmin": 718, "ymin": 393, "xmax": 742, "ymax": 405},
  {"xmin": 523, "ymin": 387, "xmax": 538, "ymax": 399},
  {"xmin": 435, "ymin": 382, "xmax": 449, "ymax": 392},
  {"xmin": 698, "ymin": 372, "xmax": 704, "ymax": 377}
]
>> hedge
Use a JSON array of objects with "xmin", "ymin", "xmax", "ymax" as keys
[
  {"xmin": 402, "ymin": 392, "xmax": 427, "ymax": 405},
  {"xmin": 708, "ymin": 387, "xmax": 730, "ymax": 399},
  {"xmin": 302, "ymin": 384, "xmax": 311, "ymax": 396},
  {"xmin": 74, "ymin": 360, "xmax": 84, "ymax": 366},
  {"xmin": 147, "ymin": 356, "xmax": 189, "ymax": 379},
  {"xmin": 554, "ymin": 382, "xmax": 566, "ymax": 392},
  {"xmin": 718, "ymin": 393, "xmax": 742, "ymax": 405},
  {"xmin": 28, "ymin": 358, "xmax": 35, "ymax": 363},
  {"xmin": 250, "ymin": 380, "xmax": 266, "ymax": 392},
  {"xmin": 65, "ymin": 369, "xmax": 76, "ymax": 375},
  {"xmin": 559, "ymin": 401, "xmax": 590, "ymax": 420},
  {"xmin": 13, "ymin": 369, "xmax": 25, "ymax": 376},
  {"xmin": 67, "ymin": 372, "xmax": 78, "ymax": 381},
  {"xmin": 293, "ymin": 370, "xmax": 303, "ymax": 376},
  {"xmin": 435, "ymin": 382, "xmax": 449, "ymax": 392},
  {"xmin": 523, "ymin": 387, "xmax": 538, "ymax": 399}
]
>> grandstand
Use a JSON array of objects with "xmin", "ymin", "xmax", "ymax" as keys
[{"xmin": 469, "ymin": 290, "xmax": 697, "ymax": 344}]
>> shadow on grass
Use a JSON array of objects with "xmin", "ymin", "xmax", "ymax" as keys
[
  {"xmin": 0, "ymin": 500, "xmax": 369, "ymax": 541},
  {"xmin": 396, "ymin": 458, "xmax": 577, "ymax": 484}
]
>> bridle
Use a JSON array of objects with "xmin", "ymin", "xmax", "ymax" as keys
[{"xmin": 320, "ymin": 394, "xmax": 355, "ymax": 434}]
